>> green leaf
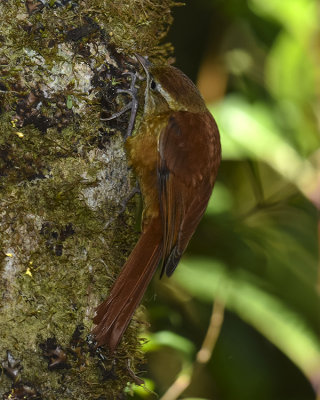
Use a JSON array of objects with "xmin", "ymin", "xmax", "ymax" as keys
[
  {"xmin": 266, "ymin": 32, "xmax": 316, "ymax": 103},
  {"xmin": 66, "ymin": 95, "xmax": 73, "ymax": 109},
  {"xmin": 248, "ymin": 0, "xmax": 318, "ymax": 43},
  {"xmin": 174, "ymin": 258, "xmax": 320, "ymax": 383},
  {"xmin": 209, "ymin": 96, "xmax": 318, "ymax": 198},
  {"xmin": 143, "ymin": 330, "xmax": 195, "ymax": 358}
]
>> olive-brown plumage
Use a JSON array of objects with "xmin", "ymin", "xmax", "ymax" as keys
[{"xmin": 92, "ymin": 56, "xmax": 221, "ymax": 353}]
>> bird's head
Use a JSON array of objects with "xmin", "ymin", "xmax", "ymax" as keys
[{"xmin": 135, "ymin": 54, "xmax": 207, "ymax": 116}]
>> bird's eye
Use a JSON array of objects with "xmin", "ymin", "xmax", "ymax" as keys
[{"xmin": 150, "ymin": 79, "xmax": 157, "ymax": 90}]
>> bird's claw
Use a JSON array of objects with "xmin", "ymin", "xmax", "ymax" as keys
[
  {"xmin": 100, "ymin": 101, "xmax": 133, "ymax": 121},
  {"xmin": 101, "ymin": 71, "xmax": 139, "ymax": 139}
]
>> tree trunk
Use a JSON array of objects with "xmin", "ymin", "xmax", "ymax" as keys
[{"xmin": 0, "ymin": 0, "xmax": 178, "ymax": 398}]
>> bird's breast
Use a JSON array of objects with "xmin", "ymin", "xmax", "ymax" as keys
[{"xmin": 125, "ymin": 114, "xmax": 170, "ymax": 226}]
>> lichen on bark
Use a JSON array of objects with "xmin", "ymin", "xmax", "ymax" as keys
[{"xmin": 0, "ymin": 0, "xmax": 179, "ymax": 397}]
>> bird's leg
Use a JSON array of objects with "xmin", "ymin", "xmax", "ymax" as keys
[{"xmin": 101, "ymin": 71, "xmax": 139, "ymax": 139}]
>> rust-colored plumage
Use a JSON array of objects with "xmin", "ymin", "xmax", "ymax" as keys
[{"xmin": 92, "ymin": 56, "xmax": 221, "ymax": 353}]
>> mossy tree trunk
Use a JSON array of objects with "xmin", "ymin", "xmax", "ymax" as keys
[{"xmin": 0, "ymin": 0, "xmax": 178, "ymax": 398}]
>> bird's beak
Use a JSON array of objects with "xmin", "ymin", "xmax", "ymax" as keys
[
  {"xmin": 134, "ymin": 54, "xmax": 151, "ymax": 74},
  {"xmin": 134, "ymin": 54, "xmax": 152, "ymax": 113}
]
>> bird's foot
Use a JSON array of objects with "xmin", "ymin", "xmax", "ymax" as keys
[{"xmin": 101, "ymin": 71, "xmax": 139, "ymax": 139}]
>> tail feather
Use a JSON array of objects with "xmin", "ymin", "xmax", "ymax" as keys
[
  {"xmin": 163, "ymin": 245, "xmax": 182, "ymax": 277},
  {"xmin": 92, "ymin": 218, "xmax": 162, "ymax": 352}
]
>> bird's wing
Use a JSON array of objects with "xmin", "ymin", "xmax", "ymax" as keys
[{"xmin": 157, "ymin": 110, "xmax": 221, "ymax": 276}]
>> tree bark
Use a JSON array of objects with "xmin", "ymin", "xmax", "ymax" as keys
[{"xmin": 0, "ymin": 0, "xmax": 178, "ymax": 398}]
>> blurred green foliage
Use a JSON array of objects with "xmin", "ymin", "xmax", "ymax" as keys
[{"xmin": 133, "ymin": 1, "xmax": 320, "ymax": 399}]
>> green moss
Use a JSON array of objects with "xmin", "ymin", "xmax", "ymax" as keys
[{"xmin": 0, "ymin": 0, "xmax": 179, "ymax": 397}]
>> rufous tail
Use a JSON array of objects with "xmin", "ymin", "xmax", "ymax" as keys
[{"xmin": 92, "ymin": 217, "xmax": 162, "ymax": 353}]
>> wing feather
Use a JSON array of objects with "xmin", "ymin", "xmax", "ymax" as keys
[{"xmin": 157, "ymin": 110, "xmax": 221, "ymax": 276}]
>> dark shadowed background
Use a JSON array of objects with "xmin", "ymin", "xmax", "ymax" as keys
[{"xmin": 132, "ymin": 1, "xmax": 320, "ymax": 399}]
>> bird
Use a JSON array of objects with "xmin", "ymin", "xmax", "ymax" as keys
[{"xmin": 92, "ymin": 54, "xmax": 221, "ymax": 353}]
